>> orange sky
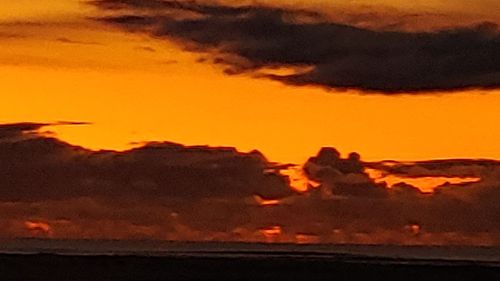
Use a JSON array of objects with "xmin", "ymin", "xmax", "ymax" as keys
[{"xmin": 1, "ymin": 0, "xmax": 500, "ymax": 164}]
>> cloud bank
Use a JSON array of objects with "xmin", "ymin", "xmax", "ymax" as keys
[
  {"xmin": 92, "ymin": 0, "xmax": 500, "ymax": 94},
  {"xmin": 2, "ymin": 122, "xmax": 500, "ymax": 245}
]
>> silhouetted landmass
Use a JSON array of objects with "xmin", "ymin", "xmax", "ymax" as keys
[{"xmin": 1, "ymin": 252, "xmax": 499, "ymax": 281}]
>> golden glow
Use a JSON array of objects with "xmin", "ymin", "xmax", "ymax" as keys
[
  {"xmin": 253, "ymin": 195, "xmax": 281, "ymax": 206},
  {"xmin": 24, "ymin": 221, "xmax": 52, "ymax": 236},
  {"xmin": 366, "ymin": 168, "xmax": 482, "ymax": 193},
  {"xmin": 405, "ymin": 224, "xmax": 422, "ymax": 236},
  {"xmin": 257, "ymin": 65, "xmax": 315, "ymax": 77},
  {"xmin": 295, "ymin": 233, "xmax": 320, "ymax": 244},
  {"xmin": 279, "ymin": 167, "xmax": 316, "ymax": 193},
  {"xmin": 1, "ymin": 0, "xmax": 500, "ymax": 166},
  {"xmin": 0, "ymin": 0, "xmax": 86, "ymax": 22},
  {"xmin": 259, "ymin": 226, "xmax": 282, "ymax": 242}
]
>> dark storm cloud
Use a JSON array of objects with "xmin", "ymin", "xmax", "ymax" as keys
[{"xmin": 92, "ymin": 0, "xmax": 500, "ymax": 94}]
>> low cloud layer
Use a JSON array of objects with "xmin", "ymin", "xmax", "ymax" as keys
[
  {"xmin": 0, "ymin": 122, "xmax": 291, "ymax": 203},
  {"xmin": 0, "ymin": 123, "xmax": 293, "ymax": 240},
  {"xmin": 2, "ymin": 122, "xmax": 500, "ymax": 245},
  {"xmin": 92, "ymin": 0, "xmax": 500, "ymax": 94},
  {"xmin": 302, "ymin": 148, "xmax": 500, "ymax": 240}
]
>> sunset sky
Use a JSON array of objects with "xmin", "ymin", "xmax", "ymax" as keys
[
  {"xmin": 1, "ymin": 0, "xmax": 500, "ymax": 245},
  {"xmin": 1, "ymin": 0, "xmax": 500, "ymax": 163}
]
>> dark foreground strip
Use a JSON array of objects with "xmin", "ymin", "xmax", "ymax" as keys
[{"xmin": 0, "ymin": 253, "xmax": 499, "ymax": 281}]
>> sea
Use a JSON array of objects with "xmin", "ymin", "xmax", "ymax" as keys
[{"xmin": 1, "ymin": 238, "xmax": 500, "ymax": 265}]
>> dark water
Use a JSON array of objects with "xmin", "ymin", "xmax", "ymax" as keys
[
  {"xmin": 3, "ymin": 239, "xmax": 500, "ymax": 261},
  {"xmin": 1, "ymin": 239, "xmax": 500, "ymax": 280}
]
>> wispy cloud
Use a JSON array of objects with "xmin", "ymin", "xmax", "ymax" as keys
[
  {"xmin": 0, "ymin": 32, "xmax": 26, "ymax": 39},
  {"xmin": 55, "ymin": 37, "xmax": 102, "ymax": 45}
]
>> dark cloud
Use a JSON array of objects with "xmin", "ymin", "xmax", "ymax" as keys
[
  {"xmin": 0, "ymin": 123, "xmax": 292, "ymax": 203},
  {"xmin": 0, "ymin": 122, "xmax": 90, "ymax": 141},
  {"xmin": 92, "ymin": 0, "xmax": 500, "ymax": 94},
  {"xmin": 304, "ymin": 148, "xmax": 387, "ymax": 198},
  {"xmin": 0, "ymin": 122, "xmax": 293, "ymax": 240},
  {"xmin": 0, "ymin": 123, "xmax": 48, "ymax": 139},
  {"xmin": 296, "ymin": 149, "xmax": 500, "ymax": 243},
  {"xmin": 3, "ymin": 122, "xmax": 500, "ymax": 244},
  {"xmin": 366, "ymin": 159, "xmax": 500, "ymax": 178}
]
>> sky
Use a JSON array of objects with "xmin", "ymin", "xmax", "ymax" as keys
[
  {"xmin": 1, "ymin": 0, "xmax": 500, "ymax": 164},
  {"xmin": 1, "ymin": 0, "xmax": 500, "ymax": 245}
]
